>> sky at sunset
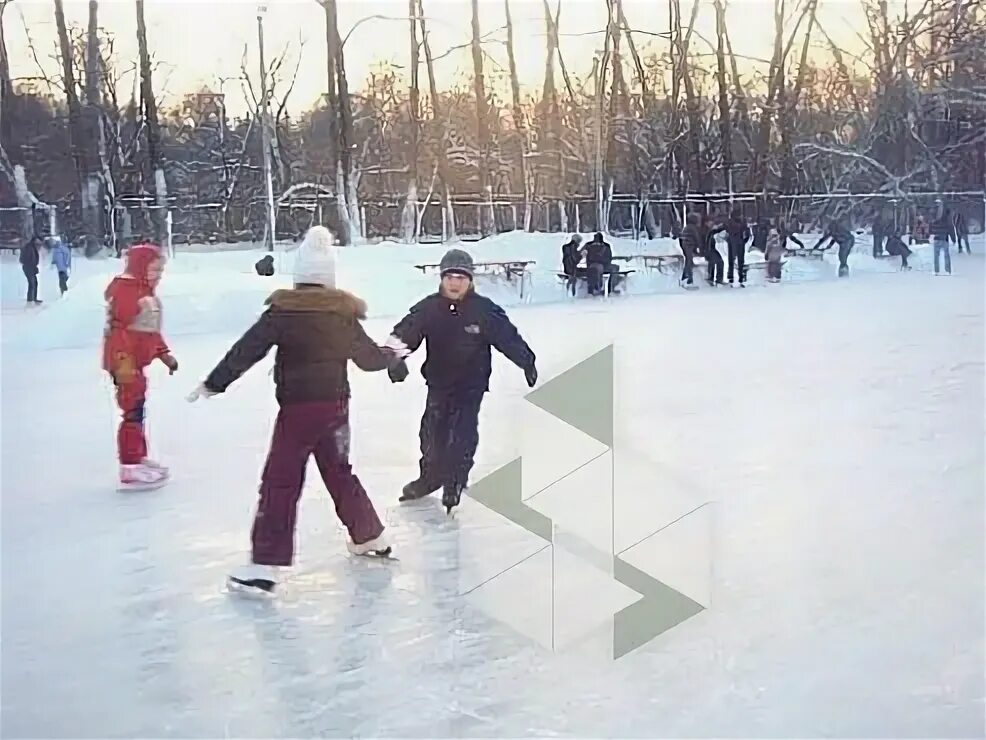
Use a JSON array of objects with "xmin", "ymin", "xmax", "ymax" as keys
[{"xmin": 7, "ymin": 0, "xmax": 901, "ymax": 118}]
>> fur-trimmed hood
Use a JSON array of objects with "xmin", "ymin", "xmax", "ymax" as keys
[{"xmin": 265, "ymin": 287, "xmax": 367, "ymax": 319}]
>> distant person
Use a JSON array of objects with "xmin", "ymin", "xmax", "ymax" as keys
[
  {"xmin": 561, "ymin": 233, "xmax": 583, "ymax": 296},
  {"xmin": 777, "ymin": 218, "xmax": 805, "ymax": 251},
  {"xmin": 255, "ymin": 254, "xmax": 275, "ymax": 276},
  {"xmin": 19, "ymin": 234, "xmax": 43, "ymax": 305},
  {"xmin": 884, "ymin": 228, "xmax": 912, "ymax": 270},
  {"xmin": 813, "ymin": 216, "xmax": 855, "ymax": 277},
  {"xmin": 584, "ymin": 232, "xmax": 617, "ymax": 296},
  {"xmin": 50, "ymin": 236, "xmax": 71, "ymax": 294},
  {"xmin": 722, "ymin": 208, "xmax": 751, "ymax": 286},
  {"xmin": 701, "ymin": 213, "xmax": 725, "ymax": 286},
  {"xmin": 872, "ymin": 210, "xmax": 889, "ymax": 257},
  {"xmin": 929, "ymin": 200, "xmax": 956, "ymax": 275},
  {"xmin": 953, "ymin": 211, "xmax": 971, "ymax": 254},
  {"xmin": 764, "ymin": 223, "xmax": 787, "ymax": 283},
  {"xmin": 910, "ymin": 215, "xmax": 929, "ymax": 244},
  {"xmin": 678, "ymin": 213, "xmax": 702, "ymax": 288}
]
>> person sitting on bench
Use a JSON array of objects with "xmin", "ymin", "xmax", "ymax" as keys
[
  {"xmin": 584, "ymin": 232, "xmax": 616, "ymax": 296},
  {"xmin": 561, "ymin": 233, "xmax": 584, "ymax": 296}
]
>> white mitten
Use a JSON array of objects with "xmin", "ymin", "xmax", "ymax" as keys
[{"xmin": 186, "ymin": 384, "xmax": 216, "ymax": 402}]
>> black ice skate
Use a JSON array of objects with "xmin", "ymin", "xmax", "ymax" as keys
[
  {"xmin": 227, "ymin": 563, "xmax": 278, "ymax": 595},
  {"xmin": 399, "ymin": 479, "xmax": 435, "ymax": 502},
  {"xmin": 442, "ymin": 484, "xmax": 463, "ymax": 515}
]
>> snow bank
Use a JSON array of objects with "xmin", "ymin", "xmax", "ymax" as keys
[{"xmin": 1, "ymin": 230, "xmax": 974, "ymax": 352}]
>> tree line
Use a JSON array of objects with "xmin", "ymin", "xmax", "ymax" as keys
[{"xmin": 0, "ymin": 0, "xmax": 983, "ymax": 251}]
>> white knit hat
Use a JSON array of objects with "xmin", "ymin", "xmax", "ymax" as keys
[{"xmin": 293, "ymin": 226, "xmax": 337, "ymax": 288}]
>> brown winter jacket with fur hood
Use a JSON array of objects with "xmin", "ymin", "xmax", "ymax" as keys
[{"xmin": 203, "ymin": 286, "xmax": 398, "ymax": 405}]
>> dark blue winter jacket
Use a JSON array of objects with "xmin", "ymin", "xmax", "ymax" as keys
[{"xmin": 388, "ymin": 290, "xmax": 535, "ymax": 393}]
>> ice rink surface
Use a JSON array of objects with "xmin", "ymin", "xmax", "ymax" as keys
[{"xmin": 2, "ymin": 235, "xmax": 984, "ymax": 737}]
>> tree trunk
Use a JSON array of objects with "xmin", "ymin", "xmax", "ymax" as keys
[
  {"xmin": 321, "ymin": 0, "xmax": 355, "ymax": 244},
  {"xmin": 418, "ymin": 0, "xmax": 455, "ymax": 240},
  {"xmin": 135, "ymin": 0, "xmax": 167, "ymax": 245},
  {"xmin": 470, "ymin": 0, "xmax": 492, "ymax": 237},
  {"xmin": 504, "ymin": 0, "xmax": 530, "ymax": 233},
  {"xmin": 55, "ymin": 0, "xmax": 98, "ymax": 247},
  {"xmin": 779, "ymin": 0, "xmax": 816, "ymax": 193},
  {"xmin": 401, "ymin": 0, "xmax": 421, "ymax": 242},
  {"xmin": 714, "ymin": 0, "xmax": 732, "ymax": 195}
]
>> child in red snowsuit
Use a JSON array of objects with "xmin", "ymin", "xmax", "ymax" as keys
[{"xmin": 102, "ymin": 243, "xmax": 178, "ymax": 488}]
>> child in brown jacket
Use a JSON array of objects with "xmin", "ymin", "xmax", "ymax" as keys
[{"xmin": 188, "ymin": 226, "xmax": 405, "ymax": 594}]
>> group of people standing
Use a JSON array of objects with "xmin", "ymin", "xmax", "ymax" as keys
[
  {"xmin": 676, "ymin": 209, "xmax": 805, "ymax": 286},
  {"xmin": 18, "ymin": 234, "xmax": 72, "ymax": 304},
  {"xmin": 102, "ymin": 226, "xmax": 537, "ymax": 595},
  {"xmin": 673, "ymin": 200, "xmax": 973, "ymax": 285}
]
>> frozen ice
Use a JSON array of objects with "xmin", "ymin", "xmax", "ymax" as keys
[{"xmin": 1, "ymin": 233, "xmax": 984, "ymax": 737}]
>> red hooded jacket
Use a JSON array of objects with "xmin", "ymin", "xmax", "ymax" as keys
[{"xmin": 102, "ymin": 244, "xmax": 170, "ymax": 382}]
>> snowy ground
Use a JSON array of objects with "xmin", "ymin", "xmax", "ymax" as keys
[{"xmin": 2, "ymin": 232, "xmax": 984, "ymax": 737}]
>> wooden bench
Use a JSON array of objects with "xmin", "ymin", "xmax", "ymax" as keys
[
  {"xmin": 638, "ymin": 254, "xmax": 684, "ymax": 275},
  {"xmin": 786, "ymin": 248, "xmax": 827, "ymax": 260},
  {"xmin": 414, "ymin": 260, "xmax": 536, "ymax": 299},
  {"xmin": 557, "ymin": 268, "xmax": 635, "ymax": 297}
]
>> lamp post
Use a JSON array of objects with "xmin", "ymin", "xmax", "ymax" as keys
[{"xmin": 257, "ymin": 4, "xmax": 276, "ymax": 251}]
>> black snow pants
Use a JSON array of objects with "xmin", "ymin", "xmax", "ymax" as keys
[
  {"xmin": 727, "ymin": 240, "xmax": 747, "ymax": 284},
  {"xmin": 415, "ymin": 387, "xmax": 485, "ymax": 494},
  {"xmin": 23, "ymin": 266, "xmax": 38, "ymax": 303},
  {"xmin": 837, "ymin": 234, "xmax": 855, "ymax": 272},
  {"xmin": 705, "ymin": 246, "xmax": 724, "ymax": 284}
]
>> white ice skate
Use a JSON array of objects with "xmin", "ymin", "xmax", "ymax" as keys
[
  {"xmin": 227, "ymin": 563, "xmax": 279, "ymax": 595},
  {"xmin": 347, "ymin": 535, "xmax": 394, "ymax": 559},
  {"xmin": 141, "ymin": 458, "xmax": 170, "ymax": 476},
  {"xmin": 118, "ymin": 463, "xmax": 168, "ymax": 492}
]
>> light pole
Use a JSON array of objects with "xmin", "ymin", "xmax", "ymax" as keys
[{"xmin": 257, "ymin": 4, "xmax": 276, "ymax": 251}]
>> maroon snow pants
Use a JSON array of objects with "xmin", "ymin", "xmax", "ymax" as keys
[{"xmin": 251, "ymin": 399, "xmax": 384, "ymax": 566}]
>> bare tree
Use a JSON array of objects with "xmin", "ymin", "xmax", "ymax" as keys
[
  {"xmin": 417, "ymin": 0, "xmax": 455, "ymax": 240},
  {"xmin": 470, "ymin": 0, "xmax": 493, "ymax": 236},
  {"xmin": 135, "ymin": 0, "xmax": 167, "ymax": 245}
]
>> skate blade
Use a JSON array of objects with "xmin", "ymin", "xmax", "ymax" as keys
[
  {"xmin": 352, "ymin": 548, "xmax": 399, "ymax": 561},
  {"xmin": 117, "ymin": 479, "xmax": 168, "ymax": 492}
]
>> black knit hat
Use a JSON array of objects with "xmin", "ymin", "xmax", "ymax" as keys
[{"xmin": 439, "ymin": 248, "xmax": 474, "ymax": 279}]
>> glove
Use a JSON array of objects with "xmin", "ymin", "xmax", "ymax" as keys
[
  {"xmin": 388, "ymin": 359, "xmax": 409, "ymax": 383},
  {"xmin": 525, "ymin": 364, "xmax": 538, "ymax": 388},
  {"xmin": 160, "ymin": 353, "xmax": 179, "ymax": 375},
  {"xmin": 186, "ymin": 383, "xmax": 217, "ymax": 402}
]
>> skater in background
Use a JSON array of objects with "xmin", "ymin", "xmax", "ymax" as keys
[
  {"xmin": 777, "ymin": 218, "xmax": 805, "ymax": 251},
  {"xmin": 561, "ymin": 233, "xmax": 583, "ymax": 296},
  {"xmin": 255, "ymin": 254, "xmax": 275, "ymax": 276},
  {"xmin": 188, "ymin": 226, "xmax": 402, "ymax": 593},
  {"xmin": 953, "ymin": 211, "xmax": 971, "ymax": 254},
  {"xmin": 386, "ymin": 248, "xmax": 537, "ymax": 514},
  {"xmin": 678, "ymin": 212, "xmax": 702, "ymax": 288},
  {"xmin": 871, "ymin": 209, "xmax": 889, "ymax": 257},
  {"xmin": 910, "ymin": 214, "xmax": 930, "ymax": 244},
  {"xmin": 722, "ymin": 208, "xmax": 751, "ymax": 286},
  {"xmin": 19, "ymin": 234, "xmax": 42, "ymax": 305},
  {"xmin": 50, "ymin": 235, "xmax": 71, "ymax": 294},
  {"xmin": 885, "ymin": 228, "xmax": 912, "ymax": 270},
  {"xmin": 930, "ymin": 200, "xmax": 956, "ymax": 275},
  {"xmin": 764, "ymin": 222, "xmax": 786, "ymax": 282},
  {"xmin": 813, "ymin": 215, "xmax": 855, "ymax": 276},
  {"xmin": 700, "ymin": 212, "xmax": 725, "ymax": 285},
  {"xmin": 102, "ymin": 242, "xmax": 178, "ymax": 490}
]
